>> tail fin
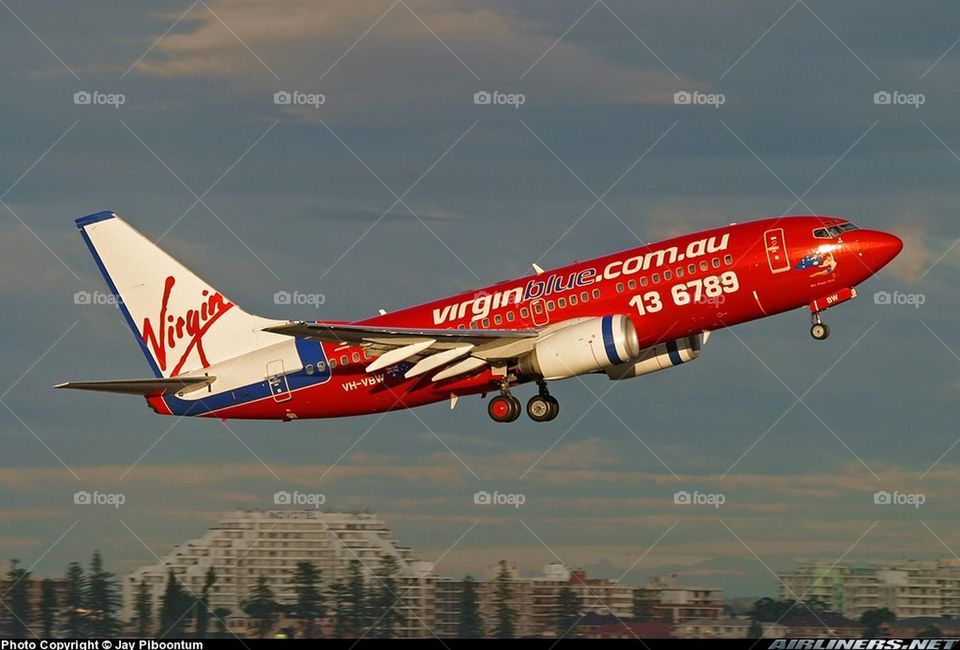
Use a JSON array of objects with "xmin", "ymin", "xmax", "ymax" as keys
[{"xmin": 76, "ymin": 211, "xmax": 279, "ymax": 378}]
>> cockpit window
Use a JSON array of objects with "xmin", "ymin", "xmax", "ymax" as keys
[{"xmin": 813, "ymin": 222, "xmax": 859, "ymax": 238}]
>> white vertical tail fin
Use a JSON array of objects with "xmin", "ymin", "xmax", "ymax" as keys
[{"xmin": 76, "ymin": 211, "xmax": 281, "ymax": 378}]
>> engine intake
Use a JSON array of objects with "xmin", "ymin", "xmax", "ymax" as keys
[
  {"xmin": 604, "ymin": 335, "xmax": 701, "ymax": 380},
  {"xmin": 518, "ymin": 315, "xmax": 641, "ymax": 380}
]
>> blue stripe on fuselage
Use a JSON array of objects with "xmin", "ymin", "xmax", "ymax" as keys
[{"xmin": 160, "ymin": 338, "xmax": 332, "ymax": 416}]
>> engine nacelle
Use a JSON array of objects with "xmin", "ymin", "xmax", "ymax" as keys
[
  {"xmin": 604, "ymin": 335, "xmax": 702, "ymax": 380},
  {"xmin": 518, "ymin": 315, "xmax": 641, "ymax": 380}
]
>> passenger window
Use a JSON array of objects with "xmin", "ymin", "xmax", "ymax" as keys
[
  {"xmin": 317, "ymin": 361, "xmax": 326, "ymax": 371},
  {"xmin": 569, "ymin": 295, "xmax": 578, "ymax": 306},
  {"xmin": 340, "ymin": 355, "xmax": 348, "ymax": 366},
  {"xmin": 533, "ymin": 303, "xmax": 543, "ymax": 314},
  {"xmin": 480, "ymin": 318, "xmax": 489, "ymax": 328},
  {"xmin": 352, "ymin": 352, "xmax": 360, "ymax": 362},
  {"xmin": 688, "ymin": 264, "xmax": 696, "ymax": 274},
  {"xmin": 329, "ymin": 358, "xmax": 337, "ymax": 368},
  {"xmin": 494, "ymin": 314, "xmax": 502, "ymax": 325},
  {"xmin": 305, "ymin": 364, "xmax": 314, "ymax": 375},
  {"xmin": 592, "ymin": 288, "xmax": 601, "ymax": 299},
  {"xmin": 457, "ymin": 323, "xmax": 465, "ymax": 329},
  {"xmin": 724, "ymin": 254, "xmax": 733, "ymax": 265},
  {"xmin": 640, "ymin": 277, "xmax": 648, "ymax": 287},
  {"xmin": 664, "ymin": 270, "xmax": 672, "ymax": 281},
  {"xmin": 628, "ymin": 279, "xmax": 636, "ymax": 290},
  {"xmin": 581, "ymin": 291, "xmax": 589, "ymax": 302},
  {"xmin": 712, "ymin": 258, "xmax": 720, "ymax": 268},
  {"xmin": 558, "ymin": 297, "xmax": 566, "ymax": 308},
  {"xmin": 616, "ymin": 282, "xmax": 624, "ymax": 293},
  {"xmin": 652, "ymin": 273, "xmax": 660, "ymax": 283},
  {"xmin": 521, "ymin": 307, "xmax": 529, "ymax": 318},
  {"xmin": 676, "ymin": 267, "xmax": 684, "ymax": 278},
  {"xmin": 700, "ymin": 261, "xmax": 709, "ymax": 272},
  {"xmin": 546, "ymin": 300, "xmax": 555, "ymax": 311},
  {"xmin": 506, "ymin": 311, "xmax": 515, "ymax": 322}
]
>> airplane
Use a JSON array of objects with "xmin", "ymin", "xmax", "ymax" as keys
[{"xmin": 56, "ymin": 211, "xmax": 902, "ymax": 423}]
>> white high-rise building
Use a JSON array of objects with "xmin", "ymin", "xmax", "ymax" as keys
[{"xmin": 120, "ymin": 510, "xmax": 432, "ymax": 634}]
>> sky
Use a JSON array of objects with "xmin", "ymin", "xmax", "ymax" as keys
[{"xmin": 1, "ymin": 0, "xmax": 959, "ymax": 600}]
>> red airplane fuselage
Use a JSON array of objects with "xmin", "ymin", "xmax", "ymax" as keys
[{"xmin": 142, "ymin": 215, "xmax": 900, "ymax": 421}]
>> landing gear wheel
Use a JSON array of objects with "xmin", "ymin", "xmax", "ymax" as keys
[
  {"xmin": 810, "ymin": 323, "xmax": 830, "ymax": 341},
  {"xmin": 544, "ymin": 395, "xmax": 559, "ymax": 420},
  {"xmin": 527, "ymin": 395, "xmax": 557, "ymax": 422},
  {"xmin": 488, "ymin": 394, "xmax": 521, "ymax": 423}
]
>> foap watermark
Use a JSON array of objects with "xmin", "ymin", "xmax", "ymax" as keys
[
  {"xmin": 274, "ymin": 290, "xmax": 326, "ymax": 308},
  {"xmin": 674, "ymin": 90, "xmax": 725, "ymax": 108},
  {"xmin": 74, "ymin": 490, "xmax": 125, "ymax": 509},
  {"xmin": 694, "ymin": 293, "xmax": 727, "ymax": 307},
  {"xmin": 474, "ymin": 90, "xmax": 525, "ymax": 109},
  {"xmin": 74, "ymin": 90, "xmax": 125, "ymax": 109},
  {"xmin": 673, "ymin": 490, "xmax": 725, "ymax": 508},
  {"xmin": 274, "ymin": 90, "xmax": 325, "ymax": 109},
  {"xmin": 874, "ymin": 290, "xmax": 925, "ymax": 308},
  {"xmin": 874, "ymin": 90, "xmax": 925, "ymax": 108},
  {"xmin": 474, "ymin": 490, "xmax": 526, "ymax": 509},
  {"xmin": 274, "ymin": 490, "xmax": 326, "ymax": 508},
  {"xmin": 74, "ymin": 290, "xmax": 121, "ymax": 307},
  {"xmin": 874, "ymin": 490, "xmax": 925, "ymax": 508}
]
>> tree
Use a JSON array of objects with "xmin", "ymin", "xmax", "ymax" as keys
[
  {"xmin": 458, "ymin": 576, "xmax": 483, "ymax": 638},
  {"xmin": 4, "ymin": 559, "xmax": 33, "ymax": 637},
  {"xmin": 918, "ymin": 625, "xmax": 942, "ymax": 638},
  {"xmin": 860, "ymin": 608, "xmax": 895, "ymax": 637},
  {"xmin": 39, "ymin": 579, "xmax": 57, "ymax": 637},
  {"xmin": 750, "ymin": 597, "xmax": 795, "ymax": 622},
  {"xmin": 133, "ymin": 579, "xmax": 153, "ymax": 638},
  {"xmin": 193, "ymin": 568, "xmax": 216, "ymax": 638},
  {"xmin": 242, "ymin": 576, "xmax": 281, "ymax": 638},
  {"xmin": 63, "ymin": 561, "xmax": 86, "ymax": 636},
  {"xmin": 747, "ymin": 619, "xmax": 764, "ymax": 639},
  {"xmin": 86, "ymin": 551, "xmax": 121, "ymax": 636},
  {"xmin": 328, "ymin": 580, "xmax": 349, "ymax": 638},
  {"xmin": 212, "ymin": 608, "xmax": 231, "ymax": 638},
  {"xmin": 158, "ymin": 570, "xmax": 191, "ymax": 638},
  {"xmin": 345, "ymin": 559, "xmax": 368, "ymax": 636},
  {"xmin": 291, "ymin": 561, "xmax": 324, "ymax": 638},
  {"xmin": 554, "ymin": 585, "xmax": 581, "ymax": 638},
  {"xmin": 493, "ymin": 560, "xmax": 516, "ymax": 639},
  {"xmin": 369, "ymin": 555, "xmax": 403, "ymax": 638}
]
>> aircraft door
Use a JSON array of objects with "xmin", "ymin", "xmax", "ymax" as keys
[{"xmin": 266, "ymin": 359, "xmax": 292, "ymax": 402}]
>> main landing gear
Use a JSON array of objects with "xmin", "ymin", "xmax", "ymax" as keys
[{"xmin": 488, "ymin": 378, "xmax": 559, "ymax": 423}]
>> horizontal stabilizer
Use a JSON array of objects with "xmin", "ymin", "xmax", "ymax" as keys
[{"xmin": 53, "ymin": 376, "xmax": 215, "ymax": 396}]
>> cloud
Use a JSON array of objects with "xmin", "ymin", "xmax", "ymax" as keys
[{"xmin": 130, "ymin": 0, "xmax": 693, "ymax": 122}]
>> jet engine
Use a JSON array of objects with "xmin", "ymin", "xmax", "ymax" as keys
[
  {"xmin": 604, "ymin": 334, "xmax": 701, "ymax": 380},
  {"xmin": 517, "ymin": 315, "xmax": 641, "ymax": 380}
]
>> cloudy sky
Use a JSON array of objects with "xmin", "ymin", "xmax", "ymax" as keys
[{"xmin": 1, "ymin": 0, "xmax": 959, "ymax": 599}]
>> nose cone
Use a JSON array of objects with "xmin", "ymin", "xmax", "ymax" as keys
[{"xmin": 858, "ymin": 230, "xmax": 903, "ymax": 273}]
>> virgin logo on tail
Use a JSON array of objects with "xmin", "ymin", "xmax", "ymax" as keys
[{"xmin": 141, "ymin": 276, "xmax": 233, "ymax": 376}]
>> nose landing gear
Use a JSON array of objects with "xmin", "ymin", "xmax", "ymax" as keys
[{"xmin": 810, "ymin": 312, "xmax": 830, "ymax": 341}]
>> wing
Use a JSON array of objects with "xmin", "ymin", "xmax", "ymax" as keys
[
  {"xmin": 264, "ymin": 321, "xmax": 542, "ymax": 382},
  {"xmin": 54, "ymin": 376, "xmax": 215, "ymax": 396}
]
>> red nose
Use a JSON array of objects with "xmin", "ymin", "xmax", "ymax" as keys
[{"xmin": 858, "ymin": 231, "xmax": 903, "ymax": 273}]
